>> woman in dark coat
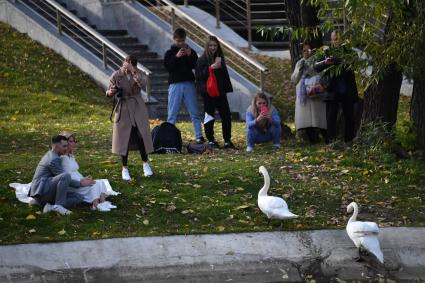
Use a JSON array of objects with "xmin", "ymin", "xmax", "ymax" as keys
[{"xmin": 195, "ymin": 36, "xmax": 235, "ymax": 149}]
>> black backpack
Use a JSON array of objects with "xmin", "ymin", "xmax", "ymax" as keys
[{"xmin": 151, "ymin": 122, "xmax": 182, "ymax": 154}]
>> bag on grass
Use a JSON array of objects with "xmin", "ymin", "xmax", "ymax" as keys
[
  {"xmin": 187, "ymin": 143, "xmax": 213, "ymax": 154},
  {"xmin": 151, "ymin": 122, "xmax": 182, "ymax": 154}
]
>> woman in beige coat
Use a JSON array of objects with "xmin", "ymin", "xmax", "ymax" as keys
[
  {"xmin": 291, "ymin": 43, "xmax": 327, "ymax": 144},
  {"xmin": 107, "ymin": 55, "xmax": 154, "ymax": 181}
]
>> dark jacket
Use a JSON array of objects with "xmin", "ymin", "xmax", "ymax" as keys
[
  {"xmin": 314, "ymin": 47, "xmax": 358, "ymax": 102},
  {"xmin": 195, "ymin": 54, "xmax": 233, "ymax": 96},
  {"xmin": 164, "ymin": 44, "xmax": 198, "ymax": 84}
]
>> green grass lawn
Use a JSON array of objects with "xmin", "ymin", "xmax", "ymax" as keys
[{"xmin": 1, "ymin": 23, "xmax": 424, "ymax": 245}]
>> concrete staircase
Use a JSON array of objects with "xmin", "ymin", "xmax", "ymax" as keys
[
  {"xmin": 20, "ymin": 0, "xmax": 201, "ymax": 121},
  {"xmin": 167, "ymin": 0, "xmax": 289, "ymax": 50}
]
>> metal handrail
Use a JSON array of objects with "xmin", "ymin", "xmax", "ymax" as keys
[
  {"xmin": 16, "ymin": 0, "xmax": 153, "ymax": 97},
  {"xmin": 202, "ymin": 0, "xmax": 253, "ymax": 49},
  {"xmin": 142, "ymin": 0, "xmax": 268, "ymax": 91},
  {"xmin": 44, "ymin": 0, "xmax": 153, "ymax": 76},
  {"xmin": 159, "ymin": 0, "xmax": 267, "ymax": 74}
]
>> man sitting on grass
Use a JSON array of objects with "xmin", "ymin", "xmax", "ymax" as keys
[{"xmin": 28, "ymin": 135, "xmax": 94, "ymax": 215}]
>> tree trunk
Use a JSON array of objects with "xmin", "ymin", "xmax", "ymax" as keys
[
  {"xmin": 362, "ymin": 64, "xmax": 403, "ymax": 130},
  {"xmin": 285, "ymin": 0, "xmax": 302, "ymax": 70},
  {"xmin": 411, "ymin": 77, "xmax": 425, "ymax": 149},
  {"xmin": 300, "ymin": 2, "xmax": 323, "ymax": 49},
  {"xmin": 410, "ymin": 1, "xmax": 425, "ymax": 150},
  {"xmin": 285, "ymin": 0, "xmax": 322, "ymax": 70}
]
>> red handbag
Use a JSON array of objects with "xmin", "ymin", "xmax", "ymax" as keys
[{"xmin": 206, "ymin": 66, "xmax": 220, "ymax": 97}]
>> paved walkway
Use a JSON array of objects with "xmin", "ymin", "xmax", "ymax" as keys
[{"xmin": 1, "ymin": 228, "xmax": 425, "ymax": 282}]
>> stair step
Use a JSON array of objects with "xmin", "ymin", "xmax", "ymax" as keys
[
  {"xmin": 117, "ymin": 43, "xmax": 149, "ymax": 49},
  {"xmin": 130, "ymin": 51, "xmax": 159, "ymax": 59},
  {"xmin": 97, "ymin": 29, "xmax": 129, "ymax": 36},
  {"xmin": 105, "ymin": 36, "xmax": 139, "ymax": 44}
]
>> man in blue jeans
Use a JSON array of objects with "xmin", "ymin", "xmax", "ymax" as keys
[{"xmin": 164, "ymin": 28, "xmax": 204, "ymax": 143}]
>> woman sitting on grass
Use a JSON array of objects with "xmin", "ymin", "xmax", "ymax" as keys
[
  {"xmin": 60, "ymin": 132, "xmax": 119, "ymax": 212},
  {"xmin": 245, "ymin": 93, "xmax": 281, "ymax": 152}
]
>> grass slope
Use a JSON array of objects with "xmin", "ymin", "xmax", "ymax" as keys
[{"xmin": 0, "ymin": 23, "xmax": 424, "ymax": 245}]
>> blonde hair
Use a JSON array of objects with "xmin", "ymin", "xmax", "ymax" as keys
[{"xmin": 250, "ymin": 93, "xmax": 270, "ymax": 118}]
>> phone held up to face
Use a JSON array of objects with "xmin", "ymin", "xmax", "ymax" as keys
[{"xmin": 260, "ymin": 105, "xmax": 269, "ymax": 114}]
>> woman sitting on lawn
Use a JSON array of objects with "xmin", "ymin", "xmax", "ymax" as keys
[
  {"xmin": 60, "ymin": 132, "xmax": 119, "ymax": 212},
  {"xmin": 245, "ymin": 93, "xmax": 281, "ymax": 152}
]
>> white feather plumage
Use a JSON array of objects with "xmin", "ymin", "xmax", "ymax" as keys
[
  {"xmin": 257, "ymin": 166, "xmax": 298, "ymax": 220},
  {"xmin": 346, "ymin": 202, "xmax": 384, "ymax": 264}
]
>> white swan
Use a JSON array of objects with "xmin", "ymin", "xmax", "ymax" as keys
[
  {"xmin": 258, "ymin": 166, "xmax": 298, "ymax": 222},
  {"xmin": 346, "ymin": 202, "xmax": 384, "ymax": 264}
]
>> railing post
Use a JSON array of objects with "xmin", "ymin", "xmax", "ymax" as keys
[
  {"xmin": 102, "ymin": 43, "xmax": 108, "ymax": 69},
  {"xmin": 146, "ymin": 75, "xmax": 152, "ymax": 101},
  {"xmin": 184, "ymin": 0, "xmax": 188, "ymax": 7},
  {"xmin": 215, "ymin": 0, "xmax": 220, "ymax": 29},
  {"xmin": 246, "ymin": 0, "xmax": 252, "ymax": 50},
  {"xmin": 171, "ymin": 7, "xmax": 176, "ymax": 31},
  {"xmin": 260, "ymin": 70, "xmax": 265, "ymax": 93},
  {"xmin": 56, "ymin": 9, "xmax": 62, "ymax": 35}
]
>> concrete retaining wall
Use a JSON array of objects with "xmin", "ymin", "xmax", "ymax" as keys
[{"xmin": 1, "ymin": 228, "xmax": 424, "ymax": 282}]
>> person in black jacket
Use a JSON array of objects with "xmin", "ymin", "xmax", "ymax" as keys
[
  {"xmin": 314, "ymin": 31, "xmax": 359, "ymax": 143},
  {"xmin": 195, "ymin": 36, "xmax": 235, "ymax": 149},
  {"xmin": 164, "ymin": 28, "xmax": 204, "ymax": 143}
]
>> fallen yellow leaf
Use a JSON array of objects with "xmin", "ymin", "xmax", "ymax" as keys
[
  {"xmin": 235, "ymin": 205, "xmax": 250, "ymax": 210},
  {"xmin": 26, "ymin": 214, "xmax": 36, "ymax": 220}
]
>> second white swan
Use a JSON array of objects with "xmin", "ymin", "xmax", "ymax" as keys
[{"xmin": 346, "ymin": 202, "xmax": 384, "ymax": 264}]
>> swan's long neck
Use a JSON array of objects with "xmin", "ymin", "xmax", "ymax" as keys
[
  {"xmin": 259, "ymin": 169, "xmax": 270, "ymax": 197},
  {"xmin": 348, "ymin": 203, "xmax": 359, "ymax": 223}
]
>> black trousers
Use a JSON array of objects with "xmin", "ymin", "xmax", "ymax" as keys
[
  {"xmin": 326, "ymin": 96, "xmax": 356, "ymax": 142},
  {"xmin": 303, "ymin": 127, "xmax": 328, "ymax": 144},
  {"xmin": 203, "ymin": 93, "xmax": 232, "ymax": 142},
  {"xmin": 121, "ymin": 126, "xmax": 148, "ymax": 166}
]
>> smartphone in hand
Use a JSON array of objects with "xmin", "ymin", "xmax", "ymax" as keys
[{"xmin": 260, "ymin": 105, "xmax": 269, "ymax": 114}]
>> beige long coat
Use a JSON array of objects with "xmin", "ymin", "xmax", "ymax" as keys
[
  {"xmin": 291, "ymin": 58, "xmax": 327, "ymax": 131},
  {"xmin": 107, "ymin": 68, "xmax": 154, "ymax": 156}
]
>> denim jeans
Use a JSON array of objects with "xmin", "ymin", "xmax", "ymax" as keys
[
  {"xmin": 167, "ymin": 81, "xmax": 203, "ymax": 139},
  {"xmin": 246, "ymin": 125, "xmax": 281, "ymax": 148}
]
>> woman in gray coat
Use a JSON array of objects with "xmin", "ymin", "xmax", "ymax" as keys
[{"xmin": 107, "ymin": 55, "xmax": 154, "ymax": 181}]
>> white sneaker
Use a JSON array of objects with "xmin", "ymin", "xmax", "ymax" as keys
[
  {"xmin": 246, "ymin": 146, "xmax": 254, "ymax": 152},
  {"xmin": 103, "ymin": 201, "xmax": 117, "ymax": 209},
  {"xmin": 29, "ymin": 198, "xmax": 40, "ymax": 206},
  {"xmin": 273, "ymin": 143, "xmax": 281, "ymax": 149},
  {"xmin": 122, "ymin": 168, "xmax": 131, "ymax": 181},
  {"xmin": 52, "ymin": 205, "xmax": 72, "ymax": 215},
  {"xmin": 43, "ymin": 203, "xmax": 53, "ymax": 214},
  {"xmin": 96, "ymin": 202, "xmax": 111, "ymax": 212},
  {"xmin": 143, "ymin": 163, "xmax": 153, "ymax": 177}
]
